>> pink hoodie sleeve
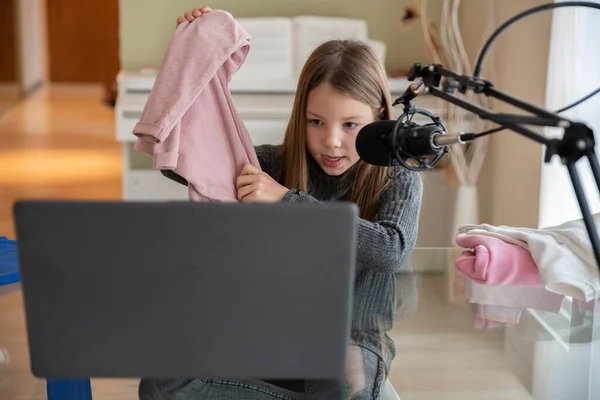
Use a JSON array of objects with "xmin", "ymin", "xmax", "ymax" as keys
[{"xmin": 132, "ymin": 10, "xmax": 251, "ymax": 170}]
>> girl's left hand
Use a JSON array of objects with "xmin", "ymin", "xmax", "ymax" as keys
[{"xmin": 236, "ymin": 164, "xmax": 289, "ymax": 203}]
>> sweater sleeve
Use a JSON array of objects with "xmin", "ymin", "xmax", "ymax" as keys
[
  {"xmin": 282, "ymin": 169, "xmax": 423, "ymax": 274},
  {"xmin": 356, "ymin": 169, "xmax": 422, "ymax": 273},
  {"xmin": 254, "ymin": 144, "xmax": 274, "ymax": 174},
  {"xmin": 281, "ymin": 189, "xmax": 320, "ymax": 203}
]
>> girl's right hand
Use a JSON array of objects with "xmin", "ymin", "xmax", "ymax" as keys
[{"xmin": 176, "ymin": 6, "xmax": 213, "ymax": 26}]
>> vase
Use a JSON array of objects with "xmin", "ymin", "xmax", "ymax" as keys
[{"xmin": 450, "ymin": 184, "xmax": 479, "ymax": 244}]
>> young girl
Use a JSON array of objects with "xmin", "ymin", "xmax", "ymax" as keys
[{"xmin": 141, "ymin": 6, "xmax": 423, "ymax": 400}]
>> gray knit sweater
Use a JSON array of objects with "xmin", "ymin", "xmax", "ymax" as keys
[
  {"xmin": 255, "ymin": 144, "xmax": 422, "ymax": 367},
  {"xmin": 160, "ymin": 144, "xmax": 423, "ymax": 369}
]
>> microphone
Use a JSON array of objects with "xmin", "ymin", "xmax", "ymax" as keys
[{"xmin": 355, "ymin": 119, "xmax": 466, "ymax": 168}]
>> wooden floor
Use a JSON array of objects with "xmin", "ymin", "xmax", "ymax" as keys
[
  {"xmin": 0, "ymin": 85, "xmax": 534, "ymax": 399},
  {"xmin": 0, "ymin": 84, "xmax": 21, "ymax": 118}
]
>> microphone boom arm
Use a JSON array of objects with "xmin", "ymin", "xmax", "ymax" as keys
[{"xmin": 405, "ymin": 62, "xmax": 600, "ymax": 272}]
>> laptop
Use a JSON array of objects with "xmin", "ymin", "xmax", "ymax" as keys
[{"xmin": 12, "ymin": 200, "xmax": 358, "ymax": 381}]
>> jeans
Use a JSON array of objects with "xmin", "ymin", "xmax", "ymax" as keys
[{"xmin": 138, "ymin": 344, "xmax": 386, "ymax": 400}]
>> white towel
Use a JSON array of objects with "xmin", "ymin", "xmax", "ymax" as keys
[
  {"xmin": 466, "ymin": 280, "xmax": 564, "ymax": 312},
  {"xmin": 458, "ymin": 214, "xmax": 600, "ymax": 302}
]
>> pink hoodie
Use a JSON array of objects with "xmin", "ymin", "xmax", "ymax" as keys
[
  {"xmin": 132, "ymin": 10, "xmax": 260, "ymax": 202},
  {"xmin": 455, "ymin": 233, "xmax": 542, "ymax": 286}
]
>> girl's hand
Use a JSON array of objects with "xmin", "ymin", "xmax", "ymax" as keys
[
  {"xmin": 176, "ymin": 6, "xmax": 212, "ymax": 26},
  {"xmin": 236, "ymin": 164, "xmax": 289, "ymax": 203}
]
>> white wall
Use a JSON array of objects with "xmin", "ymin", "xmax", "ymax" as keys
[
  {"xmin": 412, "ymin": 0, "xmax": 554, "ymax": 246},
  {"xmin": 16, "ymin": 0, "xmax": 46, "ymax": 93},
  {"xmin": 458, "ymin": 0, "xmax": 552, "ymax": 229}
]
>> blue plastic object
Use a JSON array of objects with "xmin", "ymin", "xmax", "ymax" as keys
[
  {"xmin": 47, "ymin": 379, "xmax": 92, "ymax": 400},
  {"xmin": 0, "ymin": 237, "xmax": 19, "ymax": 287},
  {"xmin": 0, "ymin": 237, "xmax": 93, "ymax": 400}
]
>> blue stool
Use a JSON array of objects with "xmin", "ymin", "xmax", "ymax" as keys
[{"xmin": 0, "ymin": 237, "xmax": 93, "ymax": 400}]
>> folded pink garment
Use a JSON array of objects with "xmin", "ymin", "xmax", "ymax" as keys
[
  {"xmin": 472, "ymin": 310, "xmax": 520, "ymax": 331},
  {"xmin": 473, "ymin": 316, "xmax": 507, "ymax": 331},
  {"xmin": 470, "ymin": 300, "xmax": 522, "ymax": 331},
  {"xmin": 455, "ymin": 233, "xmax": 542, "ymax": 286},
  {"xmin": 133, "ymin": 10, "xmax": 260, "ymax": 202},
  {"xmin": 473, "ymin": 304, "xmax": 522, "ymax": 323}
]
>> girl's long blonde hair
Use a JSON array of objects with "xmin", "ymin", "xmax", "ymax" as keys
[{"xmin": 281, "ymin": 39, "xmax": 394, "ymax": 221}]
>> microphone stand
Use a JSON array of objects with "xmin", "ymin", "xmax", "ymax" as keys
[{"xmin": 405, "ymin": 63, "xmax": 600, "ymax": 272}]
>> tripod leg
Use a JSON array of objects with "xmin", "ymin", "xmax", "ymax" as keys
[
  {"xmin": 566, "ymin": 161, "xmax": 600, "ymax": 271},
  {"xmin": 586, "ymin": 149, "xmax": 600, "ymax": 195}
]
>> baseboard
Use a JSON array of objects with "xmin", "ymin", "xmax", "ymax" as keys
[{"xmin": 20, "ymin": 79, "xmax": 43, "ymax": 97}]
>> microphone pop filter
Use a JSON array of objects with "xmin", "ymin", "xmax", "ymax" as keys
[{"xmin": 355, "ymin": 120, "xmax": 397, "ymax": 166}]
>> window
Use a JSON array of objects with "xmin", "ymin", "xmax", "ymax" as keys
[{"xmin": 538, "ymin": 1, "xmax": 600, "ymax": 228}]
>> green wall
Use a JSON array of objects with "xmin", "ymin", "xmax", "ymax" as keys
[{"xmin": 119, "ymin": 0, "xmax": 442, "ymax": 74}]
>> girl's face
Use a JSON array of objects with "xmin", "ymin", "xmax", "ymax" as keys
[{"xmin": 305, "ymin": 83, "xmax": 376, "ymax": 176}]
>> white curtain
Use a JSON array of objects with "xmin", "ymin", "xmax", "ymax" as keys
[{"xmin": 538, "ymin": 0, "xmax": 600, "ymax": 228}]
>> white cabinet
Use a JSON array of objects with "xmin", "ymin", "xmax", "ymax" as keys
[
  {"xmin": 126, "ymin": 170, "xmax": 189, "ymax": 201},
  {"xmin": 244, "ymin": 119, "xmax": 289, "ymax": 146}
]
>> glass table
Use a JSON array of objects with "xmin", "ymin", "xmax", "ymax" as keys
[
  {"xmin": 388, "ymin": 247, "xmax": 600, "ymax": 400},
  {"xmin": 1, "ymin": 247, "xmax": 598, "ymax": 400}
]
